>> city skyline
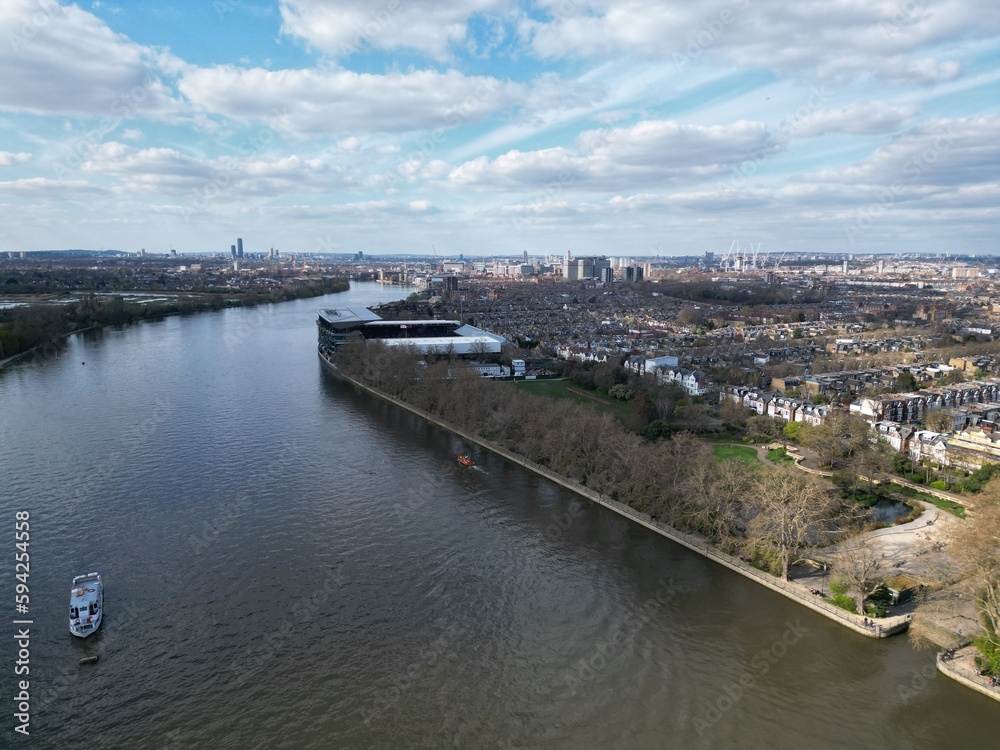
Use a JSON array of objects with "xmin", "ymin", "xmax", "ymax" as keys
[{"xmin": 1, "ymin": 0, "xmax": 998, "ymax": 256}]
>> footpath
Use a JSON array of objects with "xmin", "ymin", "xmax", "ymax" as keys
[
  {"xmin": 322, "ymin": 353, "xmax": 911, "ymax": 640},
  {"xmin": 937, "ymin": 646, "xmax": 1000, "ymax": 702}
]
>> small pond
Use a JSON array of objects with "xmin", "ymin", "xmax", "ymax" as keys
[{"xmin": 870, "ymin": 498, "xmax": 914, "ymax": 525}]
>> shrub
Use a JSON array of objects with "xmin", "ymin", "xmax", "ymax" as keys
[
  {"xmin": 972, "ymin": 635, "xmax": 1000, "ymax": 676},
  {"xmin": 930, "ymin": 480, "xmax": 948, "ymax": 491},
  {"xmin": 828, "ymin": 593, "xmax": 856, "ymax": 613},
  {"xmin": 962, "ymin": 463, "xmax": 1000, "ymax": 493}
]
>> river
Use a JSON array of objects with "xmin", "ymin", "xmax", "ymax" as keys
[{"xmin": 0, "ymin": 283, "xmax": 996, "ymax": 749}]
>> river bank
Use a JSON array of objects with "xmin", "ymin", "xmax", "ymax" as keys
[
  {"xmin": 320, "ymin": 351, "xmax": 912, "ymax": 640},
  {"xmin": 1, "ymin": 281, "xmax": 350, "ymax": 371}
]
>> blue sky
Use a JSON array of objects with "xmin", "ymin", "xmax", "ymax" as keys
[{"xmin": 1, "ymin": 0, "xmax": 998, "ymax": 256}]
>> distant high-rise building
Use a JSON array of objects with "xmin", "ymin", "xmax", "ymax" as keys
[
  {"xmin": 843, "ymin": 259, "xmax": 849, "ymax": 273},
  {"xmin": 523, "ymin": 250, "xmax": 528, "ymax": 264},
  {"xmin": 231, "ymin": 244, "xmax": 237, "ymax": 258},
  {"xmin": 592, "ymin": 257, "xmax": 610, "ymax": 280},
  {"xmin": 624, "ymin": 266, "xmax": 644, "ymax": 282},
  {"xmin": 601, "ymin": 267, "xmax": 614, "ymax": 284},
  {"xmin": 237, "ymin": 238, "xmax": 244, "ymax": 258}
]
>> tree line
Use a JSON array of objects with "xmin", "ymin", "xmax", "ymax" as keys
[
  {"xmin": 331, "ymin": 341, "xmax": 863, "ymax": 582},
  {"xmin": 0, "ymin": 278, "xmax": 349, "ymax": 361}
]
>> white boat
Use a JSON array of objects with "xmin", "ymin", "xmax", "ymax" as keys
[{"xmin": 69, "ymin": 573, "xmax": 103, "ymax": 638}]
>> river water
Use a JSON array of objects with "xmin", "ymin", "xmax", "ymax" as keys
[{"xmin": 1, "ymin": 283, "xmax": 996, "ymax": 749}]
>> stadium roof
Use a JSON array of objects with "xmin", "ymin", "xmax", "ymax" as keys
[{"xmin": 317, "ymin": 306, "xmax": 382, "ymax": 328}]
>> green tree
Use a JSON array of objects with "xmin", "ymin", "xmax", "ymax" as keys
[
  {"xmin": 782, "ymin": 420, "xmax": 802, "ymax": 443},
  {"xmin": 895, "ymin": 371, "xmax": 917, "ymax": 392}
]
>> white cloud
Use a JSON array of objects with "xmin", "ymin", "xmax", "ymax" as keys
[
  {"xmin": 789, "ymin": 101, "xmax": 919, "ymax": 138},
  {"xmin": 78, "ymin": 142, "xmax": 352, "ymax": 199},
  {"xmin": 803, "ymin": 115, "xmax": 1000, "ymax": 187},
  {"xmin": 0, "ymin": 0, "xmax": 180, "ymax": 118},
  {"xmin": 177, "ymin": 65, "xmax": 523, "ymax": 136},
  {"xmin": 278, "ymin": 0, "xmax": 511, "ymax": 60},
  {"xmin": 448, "ymin": 119, "xmax": 775, "ymax": 190},
  {"xmin": 0, "ymin": 177, "xmax": 107, "ymax": 199},
  {"xmin": 0, "ymin": 151, "xmax": 32, "ymax": 166},
  {"xmin": 524, "ymin": 0, "xmax": 997, "ymax": 83}
]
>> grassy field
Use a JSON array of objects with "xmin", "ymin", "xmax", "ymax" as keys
[
  {"xmin": 885, "ymin": 482, "xmax": 967, "ymax": 518},
  {"xmin": 766, "ymin": 447, "xmax": 795, "ymax": 465},
  {"xmin": 713, "ymin": 444, "xmax": 760, "ymax": 464},
  {"xmin": 511, "ymin": 379, "xmax": 631, "ymax": 418}
]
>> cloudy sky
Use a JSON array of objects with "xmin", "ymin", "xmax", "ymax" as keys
[{"xmin": 1, "ymin": 0, "xmax": 998, "ymax": 256}]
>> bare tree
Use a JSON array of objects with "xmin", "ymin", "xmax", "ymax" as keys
[
  {"xmin": 718, "ymin": 397, "xmax": 748, "ymax": 430},
  {"xmin": 685, "ymin": 458, "xmax": 751, "ymax": 544},
  {"xmin": 952, "ymin": 479, "xmax": 1000, "ymax": 654},
  {"xmin": 746, "ymin": 414, "xmax": 781, "ymax": 444},
  {"xmin": 744, "ymin": 467, "xmax": 839, "ymax": 580},
  {"xmin": 802, "ymin": 411, "xmax": 870, "ymax": 470},
  {"xmin": 925, "ymin": 410, "xmax": 953, "ymax": 433},
  {"xmin": 833, "ymin": 534, "xmax": 886, "ymax": 615}
]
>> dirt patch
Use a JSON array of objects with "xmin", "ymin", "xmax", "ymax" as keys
[{"xmin": 565, "ymin": 386, "xmax": 614, "ymax": 405}]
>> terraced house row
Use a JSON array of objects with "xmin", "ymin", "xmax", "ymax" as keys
[{"xmin": 725, "ymin": 379, "xmax": 1000, "ymax": 469}]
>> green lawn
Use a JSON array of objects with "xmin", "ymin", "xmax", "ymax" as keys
[
  {"xmin": 713, "ymin": 444, "xmax": 760, "ymax": 464},
  {"xmin": 512, "ymin": 379, "xmax": 631, "ymax": 418},
  {"xmin": 885, "ymin": 482, "xmax": 966, "ymax": 518},
  {"xmin": 766, "ymin": 447, "xmax": 795, "ymax": 465}
]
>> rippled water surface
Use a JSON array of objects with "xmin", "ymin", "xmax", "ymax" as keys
[{"xmin": 1, "ymin": 283, "xmax": 997, "ymax": 749}]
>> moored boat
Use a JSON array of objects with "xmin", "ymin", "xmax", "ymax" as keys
[{"xmin": 70, "ymin": 572, "xmax": 103, "ymax": 637}]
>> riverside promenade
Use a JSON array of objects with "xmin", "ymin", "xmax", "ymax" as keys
[
  {"xmin": 322, "ymin": 352, "xmax": 912, "ymax": 639},
  {"xmin": 937, "ymin": 647, "xmax": 1000, "ymax": 704}
]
